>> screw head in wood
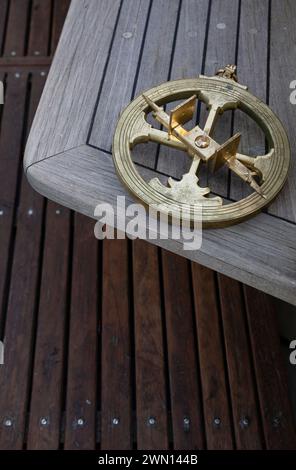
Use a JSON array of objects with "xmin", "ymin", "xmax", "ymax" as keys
[
  {"xmin": 77, "ymin": 418, "xmax": 85, "ymax": 426},
  {"xmin": 112, "ymin": 417, "xmax": 120, "ymax": 426},
  {"xmin": 147, "ymin": 417, "xmax": 156, "ymax": 426},
  {"xmin": 272, "ymin": 416, "xmax": 281, "ymax": 427},
  {"xmin": 40, "ymin": 417, "xmax": 49, "ymax": 426},
  {"xmin": 240, "ymin": 416, "xmax": 250, "ymax": 428},
  {"xmin": 213, "ymin": 417, "xmax": 221, "ymax": 427},
  {"xmin": 3, "ymin": 418, "xmax": 13, "ymax": 427}
]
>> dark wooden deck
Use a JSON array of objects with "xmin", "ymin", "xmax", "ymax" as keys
[{"xmin": 0, "ymin": 0, "xmax": 295, "ymax": 451}]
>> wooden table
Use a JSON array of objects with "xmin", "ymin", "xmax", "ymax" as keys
[{"xmin": 24, "ymin": 0, "xmax": 296, "ymax": 305}]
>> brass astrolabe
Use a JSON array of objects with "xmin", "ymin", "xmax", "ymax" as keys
[{"xmin": 112, "ymin": 65, "xmax": 290, "ymax": 228}]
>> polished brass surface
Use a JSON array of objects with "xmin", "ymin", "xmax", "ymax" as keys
[{"xmin": 112, "ymin": 67, "xmax": 290, "ymax": 228}]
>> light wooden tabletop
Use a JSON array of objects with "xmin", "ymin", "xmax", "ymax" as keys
[{"xmin": 24, "ymin": 0, "xmax": 296, "ymax": 305}]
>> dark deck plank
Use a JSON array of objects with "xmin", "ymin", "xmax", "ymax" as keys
[
  {"xmin": 162, "ymin": 251, "xmax": 204, "ymax": 450},
  {"xmin": 230, "ymin": 0, "xmax": 268, "ymax": 201},
  {"xmin": 64, "ymin": 214, "xmax": 98, "ymax": 450},
  {"xmin": 0, "ymin": 0, "xmax": 9, "ymax": 55},
  {"xmin": 0, "ymin": 73, "xmax": 28, "ymax": 331},
  {"xmin": 244, "ymin": 286, "xmax": 296, "ymax": 449},
  {"xmin": 218, "ymin": 274, "xmax": 263, "ymax": 449},
  {"xmin": 191, "ymin": 264, "xmax": 233, "ymax": 450},
  {"xmin": 101, "ymin": 238, "xmax": 132, "ymax": 450},
  {"xmin": 27, "ymin": 0, "xmax": 52, "ymax": 57},
  {"xmin": 133, "ymin": 240, "xmax": 169, "ymax": 450},
  {"xmin": 26, "ymin": 200, "xmax": 70, "ymax": 450},
  {"xmin": 3, "ymin": 0, "xmax": 31, "ymax": 57},
  {"xmin": 51, "ymin": 0, "xmax": 71, "ymax": 54},
  {"xmin": 0, "ymin": 72, "xmax": 41, "ymax": 449}
]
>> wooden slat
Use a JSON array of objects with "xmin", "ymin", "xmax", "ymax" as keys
[
  {"xmin": 161, "ymin": 251, "xmax": 204, "ymax": 450},
  {"xmin": 218, "ymin": 274, "xmax": 262, "ymax": 449},
  {"xmin": 132, "ymin": 0, "xmax": 180, "ymax": 167},
  {"xmin": 27, "ymin": 0, "xmax": 52, "ymax": 57},
  {"xmin": 0, "ymin": 0, "xmax": 9, "ymax": 55},
  {"xmin": 230, "ymin": 0, "xmax": 268, "ymax": 201},
  {"xmin": 64, "ymin": 214, "xmax": 98, "ymax": 450},
  {"xmin": 268, "ymin": 0, "xmax": 296, "ymax": 221},
  {"xmin": 3, "ymin": 0, "xmax": 31, "ymax": 57},
  {"xmin": 203, "ymin": 0, "xmax": 240, "ymax": 196},
  {"xmin": 244, "ymin": 286, "xmax": 296, "ymax": 449},
  {"xmin": 156, "ymin": 0, "xmax": 209, "ymax": 178},
  {"xmin": 0, "ymin": 72, "xmax": 42, "ymax": 449},
  {"xmin": 26, "ymin": 144, "xmax": 296, "ymax": 306},
  {"xmin": 101, "ymin": 238, "xmax": 132, "ymax": 450},
  {"xmin": 133, "ymin": 240, "xmax": 169, "ymax": 450},
  {"xmin": 89, "ymin": 0, "xmax": 150, "ymax": 151},
  {"xmin": 191, "ymin": 264, "xmax": 233, "ymax": 449},
  {"xmin": 25, "ymin": 0, "xmax": 122, "ymax": 167},
  {"xmin": 26, "ymin": 201, "xmax": 70, "ymax": 450},
  {"xmin": 51, "ymin": 0, "xmax": 71, "ymax": 54},
  {"xmin": 0, "ymin": 73, "xmax": 28, "ymax": 330}
]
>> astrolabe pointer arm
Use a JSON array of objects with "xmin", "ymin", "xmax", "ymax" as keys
[{"xmin": 225, "ymin": 155, "xmax": 266, "ymax": 198}]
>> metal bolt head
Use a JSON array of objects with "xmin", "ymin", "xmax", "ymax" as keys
[
  {"xmin": 272, "ymin": 416, "xmax": 281, "ymax": 427},
  {"xmin": 77, "ymin": 418, "xmax": 84, "ymax": 426},
  {"xmin": 55, "ymin": 209, "xmax": 61, "ymax": 215},
  {"xmin": 15, "ymin": 73, "xmax": 20, "ymax": 78},
  {"xmin": 183, "ymin": 417, "xmax": 190, "ymax": 426},
  {"xmin": 40, "ymin": 417, "xmax": 49, "ymax": 426},
  {"xmin": 11, "ymin": 51, "xmax": 16, "ymax": 56},
  {"xmin": 240, "ymin": 416, "xmax": 250, "ymax": 428},
  {"xmin": 147, "ymin": 417, "xmax": 156, "ymax": 426},
  {"xmin": 0, "ymin": 210, "xmax": 3, "ymax": 216},
  {"xmin": 4, "ymin": 418, "xmax": 12, "ymax": 427},
  {"xmin": 195, "ymin": 134, "xmax": 210, "ymax": 148},
  {"xmin": 213, "ymin": 417, "xmax": 221, "ymax": 427},
  {"xmin": 40, "ymin": 71, "xmax": 46, "ymax": 77},
  {"xmin": 112, "ymin": 417, "xmax": 120, "ymax": 426},
  {"xmin": 28, "ymin": 209, "xmax": 34, "ymax": 216},
  {"xmin": 34, "ymin": 51, "xmax": 40, "ymax": 56}
]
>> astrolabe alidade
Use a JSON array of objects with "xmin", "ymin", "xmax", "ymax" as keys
[{"xmin": 112, "ymin": 65, "xmax": 290, "ymax": 228}]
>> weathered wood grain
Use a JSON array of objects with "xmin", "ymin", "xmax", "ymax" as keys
[
  {"xmin": 203, "ymin": 0, "xmax": 239, "ymax": 196},
  {"xmin": 156, "ymin": 0, "xmax": 209, "ymax": 178},
  {"xmin": 268, "ymin": 0, "xmax": 296, "ymax": 221},
  {"xmin": 89, "ymin": 0, "xmax": 151, "ymax": 151},
  {"xmin": 25, "ymin": 0, "xmax": 121, "ymax": 167},
  {"xmin": 133, "ymin": 240, "xmax": 169, "ymax": 450},
  {"xmin": 192, "ymin": 264, "xmax": 233, "ymax": 450},
  {"xmin": 64, "ymin": 214, "xmax": 98, "ymax": 450},
  {"xmin": 23, "ymin": 0, "xmax": 296, "ymax": 304},
  {"xmin": 230, "ymin": 0, "xmax": 268, "ymax": 201},
  {"xmin": 131, "ymin": 0, "xmax": 180, "ymax": 167},
  {"xmin": 26, "ymin": 144, "xmax": 296, "ymax": 305}
]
